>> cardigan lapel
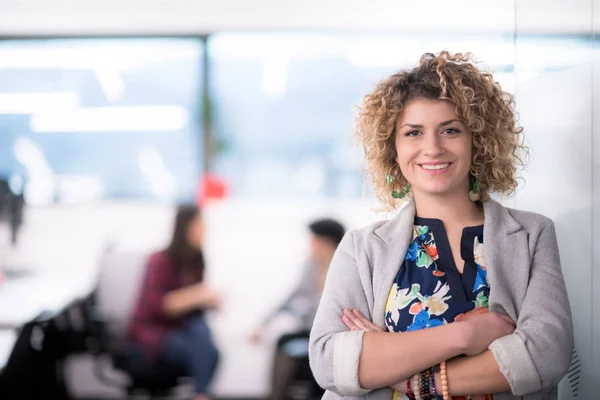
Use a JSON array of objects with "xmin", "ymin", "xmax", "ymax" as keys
[
  {"xmin": 482, "ymin": 198, "xmax": 522, "ymax": 236},
  {"xmin": 371, "ymin": 198, "xmax": 416, "ymax": 327},
  {"xmin": 369, "ymin": 197, "xmax": 527, "ymax": 326},
  {"xmin": 483, "ymin": 198, "xmax": 527, "ymax": 319}
]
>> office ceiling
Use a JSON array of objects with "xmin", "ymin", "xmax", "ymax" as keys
[{"xmin": 0, "ymin": 0, "xmax": 593, "ymax": 36}]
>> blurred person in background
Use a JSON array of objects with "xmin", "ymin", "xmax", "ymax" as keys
[
  {"xmin": 250, "ymin": 218, "xmax": 345, "ymax": 400},
  {"xmin": 127, "ymin": 204, "xmax": 221, "ymax": 400},
  {"xmin": 309, "ymin": 52, "xmax": 573, "ymax": 400}
]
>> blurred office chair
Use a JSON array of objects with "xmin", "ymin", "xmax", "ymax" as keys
[
  {"xmin": 275, "ymin": 332, "xmax": 324, "ymax": 400},
  {"xmin": 84, "ymin": 248, "xmax": 188, "ymax": 399},
  {"xmin": 0, "ymin": 312, "xmax": 72, "ymax": 399}
]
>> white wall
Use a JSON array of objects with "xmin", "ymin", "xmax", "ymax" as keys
[
  {"xmin": 513, "ymin": 0, "xmax": 595, "ymax": 397},
  {"xmin": 594, "ymin": 0, "xmax": 600, "ymax": 394}
]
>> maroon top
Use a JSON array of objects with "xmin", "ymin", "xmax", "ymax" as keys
[{"xmin": 127, "ymin": 251, "xmax": 202, "ymax": 360}]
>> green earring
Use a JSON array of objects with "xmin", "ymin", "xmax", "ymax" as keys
[
  {"xmin": 469, "ymin": 180, "xmax": 480, "ymax": 202},
  {"xmin": 385, "ymin": 173, "xmax": 394, "ymax": 185},
  {"xmin": 386, "ymin": 165, "xmax": 411, "ymax": 199},
  {"xmin": 391, "ymin": 183, "xmax": 411, "ymax": 199}
]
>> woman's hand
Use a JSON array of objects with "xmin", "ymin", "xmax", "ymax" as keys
[
  {"xmin": 341, "ymin": 308, "xmax": 385, "ymax": 332},
  {"xmin": 459, "ymin": 311, "xmax": 515, "ymax": 356},
  {"xmin": 192, "ymin": 283, "xmax": 222, "ymax": 310}
]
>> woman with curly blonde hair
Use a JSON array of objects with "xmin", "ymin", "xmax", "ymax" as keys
[{"xmin": 309, "ymin": 52, "xmax": 573, "ymax": 400}]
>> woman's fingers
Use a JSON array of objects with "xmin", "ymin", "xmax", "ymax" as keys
[
  {"xmin": 341, "ymin": 308, "xmax": 384, "ymax": 332},
  {"xmin": 342, "ymin": 314, "xmax": 361, "ymax": 330},
  {"xmin": 343, "ymin": 308, "xmax": 368, "ymax": 330},
  {"xmin": 352, "ymin": 308, "xmax": 384, "ymax": 332}
]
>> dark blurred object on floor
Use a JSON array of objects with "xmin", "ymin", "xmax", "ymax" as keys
[
  {"xmin": 0, "ymin": 305, "xmax": 85, "ymax": 399},
  {"xmin": 0, "ymin": 174, "xmax": 25, "ymax": 246}
]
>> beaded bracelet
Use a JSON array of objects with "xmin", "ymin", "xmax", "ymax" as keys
[
  {"xmin": 430, "ymin": 367, "xmax": 437, "ymax": 398},
  {"xmin": 440, "ymin": 361, "xmax": 450, "ymax": 400},
  {"xmin": 406, "ymin": 375, "xmax": 415, "ymax": 400},
  {"xmin": 412, "ymin": 374, "xmax": 423, "ymax": 400},
  {"xmin": 420, "ymin": 369, "xmax": 432, "ymax": 399}
]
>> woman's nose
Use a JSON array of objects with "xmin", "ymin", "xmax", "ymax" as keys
[{"xmin": 422, "ymin": 132, "xmax": 444, "ymax": 157}]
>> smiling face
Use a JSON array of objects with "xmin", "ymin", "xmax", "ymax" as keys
[{"xmin": 395, "ymin": 98, "xmax": 472, "ymax": 200}]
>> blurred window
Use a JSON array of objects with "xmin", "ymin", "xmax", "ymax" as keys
[{"xmin": 0, "ymin": 38, "xmax": 203, "ymax": 205}]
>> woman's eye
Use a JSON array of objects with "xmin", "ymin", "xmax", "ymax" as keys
[
  {"xmin": 443, "ymin": 128, "xmax": 461, "ymax": 135},
  {"xmin": 404, "ymin": 130, "xmax": 420, "ymax": 137}
]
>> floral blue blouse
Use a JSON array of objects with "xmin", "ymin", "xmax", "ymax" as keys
[{"xmin": 385, "ymin": 217, "xmax": 491, "ymax": 400}]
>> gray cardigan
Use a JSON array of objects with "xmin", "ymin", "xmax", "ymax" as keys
[{"xmin": 309, "ymin": 197, "xmax": 574, "ymax": 400}]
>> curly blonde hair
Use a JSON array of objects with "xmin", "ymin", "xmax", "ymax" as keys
[{"xmin": 354, "ymin": 51, "xmax": 526, "ymax": 209}]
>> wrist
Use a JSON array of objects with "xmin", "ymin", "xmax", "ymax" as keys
[
  {"xmin": 448, "ymin": 320, "xmax": 471, "ymax": 355},
  {"xmin": 391, "ymin": 379, "xmax": 408, "ymax": 392}
]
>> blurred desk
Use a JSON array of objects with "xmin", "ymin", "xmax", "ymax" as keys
[
  {"xmin": 0, "ymin": 271, "xmax": 94, "ymax": 329},
  {"xmin": 0, "ymin": 330, "xmax": 16, "ymax": 371}
]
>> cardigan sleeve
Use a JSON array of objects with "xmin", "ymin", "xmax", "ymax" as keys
[
  {"xmin": 489, "ymin": 220, "xmax": 574, "ymax": 395},
  {"xmin": 308, "ymin": 231, "xmax": 372, "ymax": 396}
]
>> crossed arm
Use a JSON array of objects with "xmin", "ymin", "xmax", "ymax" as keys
[
  {"xmin": 342, "ymin": 308, "xmax": 511, "ymax": 396},
  {"xmin": 309, "ymin": 224, "xmax": 573, "ymax": 397}
]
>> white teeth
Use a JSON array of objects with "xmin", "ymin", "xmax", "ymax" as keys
[{"xmin": 421, "ymin": 163, "xmax": 450, "ymax": 170}]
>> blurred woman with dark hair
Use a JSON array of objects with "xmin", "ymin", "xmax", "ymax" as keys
[{"xmin": 128, "ymin": 204, "xmax": 221, "ymax": 400}]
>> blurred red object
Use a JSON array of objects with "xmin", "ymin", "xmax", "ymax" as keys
[{"xmin": 198, "ymin": 174, "xmax": 228, "ymax": 205}]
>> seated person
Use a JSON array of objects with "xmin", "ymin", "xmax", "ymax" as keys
[
  {"xmin": 127, "ymin": 204, "xmax": 221, "ymax": 400},
  {"xmin": 250, "ymin": 218, "xmax": 346, "ymax": 400}
]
